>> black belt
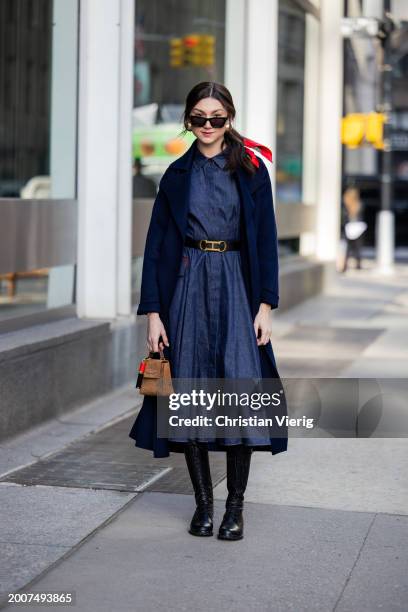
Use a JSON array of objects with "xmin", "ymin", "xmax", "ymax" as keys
[{"xmin": 184, "ymin": 236, "xmax": 241, "ymax": 252}]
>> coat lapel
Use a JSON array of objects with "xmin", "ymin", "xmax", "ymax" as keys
[
  {"xmin": 160, "ymin": 139, "xmax": 196, "ymax": 239},
  {"xmin": 235, "ymin": 165, "xmax": 256, "ymax": 220},
  {"xmin": 161, "ymin": 138, "xmax": 257, "ymax": 239}
]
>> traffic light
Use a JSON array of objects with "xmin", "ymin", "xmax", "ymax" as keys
[
  {"xmin": 169, "ymin": 38, "xmax": 183, "ymax": 68},
  {"xmin": 169, "ymin": 34, "xmax": 216, "ymax": 68},
  {"xmin": 183, "ymin": 35, "xmax": 201, "ymax": 66},
  {"xmin": 341, "ymin": 112, "xmax": 386, "ymax": 149},
  {"xmin": 341, "ymin": 114, "xmax": 366, "ymax": 148},
  {"xmin": 200, "ymin": 35, "xmax": 215, "ymax": 67},
  {"xmin": 366, "ymin": 112, "xmax": 386, "ymax": 149}
]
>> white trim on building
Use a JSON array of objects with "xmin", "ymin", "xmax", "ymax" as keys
[{"xmin": 76, "ymin": 0, "xmax": 135, "ymax": 319}]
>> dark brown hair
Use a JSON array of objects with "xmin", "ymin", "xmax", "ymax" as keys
[{"xmin": 178, "ymin": 81, "xmax": 257, "ymax": 176}]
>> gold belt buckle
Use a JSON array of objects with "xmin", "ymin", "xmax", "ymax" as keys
[{"xmin": 199, "ymin": 239, "xmax": 227, "ymax": 252}]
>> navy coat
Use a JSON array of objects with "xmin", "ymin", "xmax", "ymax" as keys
[{"xmin": 129, "ymin": 138, "xmax": 288, "ymax": 457}]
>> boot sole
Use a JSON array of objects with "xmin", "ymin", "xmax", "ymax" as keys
[
  {"xmin": 217, "ymin": 532, "xmax": 243, "ymax": 541},
  {"xmin": 188, "ymin": 528, "xmax": 213, "ymax": 537}
]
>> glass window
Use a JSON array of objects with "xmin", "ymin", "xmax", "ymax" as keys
[
  {"xmin": 0, "ymin": 0, "xmax": 78, "ymax": 199},
  {"xmin": 131, "ymin": 0, "xmax": 226, "ymax": 304},
  {"xmin": 0, "ymin": 0, "xmax": 79, "ymax": 327},
  {"xmin": 276, "ymin": 0, "xmax": 306, "ymax": 207}
]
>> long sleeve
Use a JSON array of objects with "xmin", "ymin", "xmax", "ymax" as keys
[
  {"xmin": 137, "ymin": 185, "xmax": 170, "ymax": 315},
  {"xmin": 253, "ymin": 160, "xmax": 279, "ymax": 309}
]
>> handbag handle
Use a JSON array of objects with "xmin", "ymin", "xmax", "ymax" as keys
[{"xmin": 149, "ymin": 348, "xmax": 165, "ymax": 360}]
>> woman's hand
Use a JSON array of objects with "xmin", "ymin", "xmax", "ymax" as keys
[
  {"xmin": 254, "ymin": 303, "xmax": 272, "ymax": 346},
  {"xmin": 147, "ymin": 313, "xmax": 169, "ymax": 352}
]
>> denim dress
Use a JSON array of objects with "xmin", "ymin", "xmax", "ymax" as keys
[
  {"xmin": 168, "ymin": 144, "xmax": 262, "ymax": 380},
  {"xmin": 167, "ymin": 145, "xmax": 272, "ymax": 448}
]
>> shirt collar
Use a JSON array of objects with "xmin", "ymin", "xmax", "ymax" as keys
[{"xmin": 193, "ymin": 144, "xmax": 229, "ymax": 169}]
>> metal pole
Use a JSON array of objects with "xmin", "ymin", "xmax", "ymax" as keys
[{"xmin": 376, "ymin": 0, "xmax": 395, "ymax": 274}]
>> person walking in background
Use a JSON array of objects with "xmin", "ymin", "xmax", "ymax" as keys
[
  {"xmin": 132, "ymin": 157, "xmax": 157, "ymax": 198},
  {"xmin": 341, "ymin": 186, "xmax": 367, "ymax": 273}
]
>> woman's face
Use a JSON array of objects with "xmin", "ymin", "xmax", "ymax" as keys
[{"xmin": 188, "ymin": 97, "xmax": 230, "ymax": 147}]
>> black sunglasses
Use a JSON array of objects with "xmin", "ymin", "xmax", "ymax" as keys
[{"xmin": 189, "ymin": 114, "xmax": 229, "ymax": 129}]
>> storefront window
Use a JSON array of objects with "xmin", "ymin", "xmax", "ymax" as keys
[
  {"xmin": 0, "ymin": 0, "xmax": 78, "ymax": 199},
  {"xmin": 0, "ymin": 0, "xmax": 79, "ymax": 327},
  {"xmin": 276, "ymin": 0, "xmax": 305, "ymax": 205},
  {"xmin": 131, "ymin": 0, "xmax": 226, "ymax": 303}
]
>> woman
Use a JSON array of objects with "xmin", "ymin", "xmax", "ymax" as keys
[{"xmin": 129, "ymin": 81, "xmax": 288, "ymax": 541}]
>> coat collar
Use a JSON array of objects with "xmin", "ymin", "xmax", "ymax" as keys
[{"xmin": 161, "ymin": 138, "xmax": 256, "ymax": 238}]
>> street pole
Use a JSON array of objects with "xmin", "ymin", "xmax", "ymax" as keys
[{"xmin": 376, "ymin": 0, "xmax": 395, "ymax": 274}]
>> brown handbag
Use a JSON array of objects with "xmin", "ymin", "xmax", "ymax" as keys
[{"xmin": 139, "ymin": 349, "xmax": 174, "ymax": 396}]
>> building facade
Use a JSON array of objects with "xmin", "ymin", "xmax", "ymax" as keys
[
  {"xmin": 0, "ymin": 0, "xmax": 343, "ymax": 439},
  {"xmin": 343, "ymin": 0, "xmax": 408, "ymax": 247}
]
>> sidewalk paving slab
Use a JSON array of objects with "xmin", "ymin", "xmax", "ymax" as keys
[
  {"xmin": 214, "ymin": 438, "xmax": 408, "ymax": 516},
  {"xmin": 2, "ymin": 492, "xmax": 407, "ymax": 612},
  {"xmin": 0, "ymin": 485, "xmax": 136, "ymax": 599},
  {"xmin": 0, "ymin": 491, "xmax": 389, "ymax": 612}
]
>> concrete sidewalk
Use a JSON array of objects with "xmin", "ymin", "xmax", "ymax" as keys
[{"xmin": 1, "ymin": 260, "xmax": 408, "ymax": 611}]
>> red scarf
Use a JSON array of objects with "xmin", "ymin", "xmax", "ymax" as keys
[{"xmin": 242, "ymin": 137, "xmax": 273, "ymax": 168}]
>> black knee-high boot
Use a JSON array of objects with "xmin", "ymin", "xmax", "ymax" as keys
[
  {"xmin": 184, "ymin": 441, "xmax": 213, "ymax": 536},
  {"xmin": 218, "ymin": 444, "xmax": 252, "ymax": 541}
]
